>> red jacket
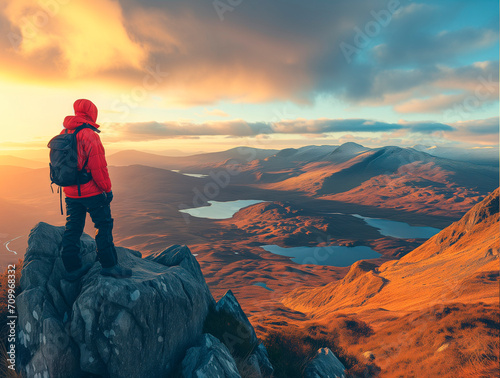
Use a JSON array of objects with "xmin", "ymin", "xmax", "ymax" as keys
[{"xmin": 61, "ymin": 99, "xmax": 112, "ymax": 198}]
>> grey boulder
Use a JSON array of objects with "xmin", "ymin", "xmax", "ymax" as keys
[
  {"xmin": 182, "ymin": 333, "xmax": 241, "ymax": 378},
  {"xmin": 304, "ymin": 348, "xmax": 346, "ymax": 378},
  {"xmin": 215, "ymin": 290, "xmax": 258, "ymax": 353},
  {"xmin": 17, "ymin": 222, "xmax": 214, "ymax": 378},
  {"xmin": 246, "ymin": 343, "xmax": 274, "ymax": 378},
  {"xmin": 206, "ymin": 290, "xmax": 273, "ymax": 377}
]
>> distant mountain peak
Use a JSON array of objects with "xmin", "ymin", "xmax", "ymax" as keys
[
  {"xmin": 275, "ymin": 148, "xmax": 299, "ymax": 158},
  {"xmin": 379, "ymin": 145, "xmax": 403, "ymax": 152},
  {"xmin": 376, "ymin": 145, "xmax": 432, "ymax": 159},
  {"xmin": 332, "ymin": 142, "xmax": 369, "ymax": 155},
  {"xmin": 460, "ymin": 187, "xmax": 499, "ymax": 229},
  {"xmin": 339, "ymin": 141, "xmax": 365, "ymax": 148}
]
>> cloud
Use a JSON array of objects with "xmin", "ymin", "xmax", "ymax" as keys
[
  {"xmin": 449, "ymin": 116, "xmax": 499, "ymax": 134},
  {"xmin": 394, "ymin": 94, "xmax": 468, "ymax": 114},
  {"xmin": 372, "ymin": 3, "xmax": 498, "ymax": 66},
  {"xmin": 402, "ymin": 121, "xmax": 455, "ymax": 134},
  {"xmin": 98, "ymin": 117, "xmax": 497, "ymax": 150},
  {"xmin": 358, "ymin": 60, "xmax": 499, "ymax": 114},
  {"xmin": 107, "ymin": 120, "xmax": 272, "ymax": 141},
  {"xmin": 0, "ymin": 0, "xmax": 497, "ymax": 114},
  {"xmin": 311, "ymin": 2, "xmax": 499, "ymax": 111},
  {"xmin": 106, "ymin": 118, "xmax": 456, "ymax": 141},
  {"xmin": 0, "ymin": 0, "xmax": 146, "ymax": 81},
  {"xmin": 430, "ymin": 117, "xmax": 500, "ymax": 146},
  {"xmin": 272, "ymin": 119, "xmax": 403, "ymax": 133},
  {"xmin": 452, "ymin": 117, "xmax": 500, "ymax": 135}
]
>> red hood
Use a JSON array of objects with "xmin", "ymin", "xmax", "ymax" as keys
[{"xmin": 63, "ymin": 99, "xmax": 100, "ymax": 129}]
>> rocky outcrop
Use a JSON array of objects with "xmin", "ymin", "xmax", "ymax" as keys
[
  {"xmin": 246, "ymin": 343, "xmax": 274, "ymax": 378},
  {"xmin": 216, "ymin": 289, "xmax": 258, "ymax": 351},
  {"xmin": 16, "ymin": 222, "xmax": 272, "ymax": 378},
  {"xmin": 182, "ymin": 333, "xmax": 241, "ymax": 378},
  {"xmin": 17, "ymin": 223, "xmax": 95, "ymax": 378},
  {"xmin": 204, "ymin": 290, "xmax": 274, "ymax": 377},
  {"xmin": 304, "ymin": 348, "xmax": 346, "ymax": 378}
]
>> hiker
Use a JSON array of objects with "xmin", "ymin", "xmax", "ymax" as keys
[{"xmin": 54, "ymin": 99, "xmax": 132, "ymax": 280}]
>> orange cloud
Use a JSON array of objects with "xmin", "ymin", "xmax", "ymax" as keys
[
  {"xmin": 394, "ymin": 94, "xmax": 467, "ymax": 114},
  {"xmin": 1, "ymin": 0, "xmax": 146, "ymax": 81},
  {"xmin": 0, "ymin": 0, "xmax": 315, "ymax": 104},
  {"xmin": 0, "ymin": 0, "xmax": 497, "ymax": 114}
]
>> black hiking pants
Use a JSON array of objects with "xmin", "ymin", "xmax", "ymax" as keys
[{"xmin": 61, "ymin": 193, "xmax": 118, "ymax": 271}]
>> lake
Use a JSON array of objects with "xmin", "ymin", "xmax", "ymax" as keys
[
  {"xmin": 351, "ymin": 214, "xmax": 441, "ymax": 239},
  {"xmin": 179, "ymin": 200, "xmax": 265, "ymax": 219},
  {"xmin": 253, "ymin": 282, "xmax": 274, "ymax": 291},
  {"xmin": 261, "ymin": 244, "xmax": 381, "ymax": 267},
  {"xmin": 171, "ymin": 170, "xmax": 209, "ymax": 178}
]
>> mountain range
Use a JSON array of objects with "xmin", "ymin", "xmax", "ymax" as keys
[
  {"xmin": 222, "ymin": 143, "xmax": 498, "ymax": 217},
  {"xmin": 0, "ymin": 142, "xmax": 498, "ymax": 376},
  {"xmin": 0, "ymin": 142, "xmax": 497, "ymax": 267}
]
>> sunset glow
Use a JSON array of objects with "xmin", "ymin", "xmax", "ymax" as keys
[
  {"xmin": 0, "ymin": 0, "xmax": 498, "ymax": 156},
  {"xmin": 1, "ymin": 3, "xmax": 499, "ymax": 376}
]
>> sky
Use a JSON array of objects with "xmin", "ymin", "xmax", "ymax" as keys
[{"xmin": 0, "ymin": 0, "xmax": 498, "ymax": 155}]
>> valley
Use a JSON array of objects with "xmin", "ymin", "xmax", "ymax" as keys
[{"xmin": 0, "ymin": 143, "xmax": 498, "ymax": 376}]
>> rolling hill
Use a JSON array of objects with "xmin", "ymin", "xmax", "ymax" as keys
[
  {"xmin": 107, "ymin": 147, "xmax": 279, "ymax": 170},
  {"xmin": 227, "ymin": 143, "xmax": 499, "ymax": 217},
  {"xmin": 282, "ymin": 187, "xmax": 499, "ymax": 314},
  {"xmin": 279, "ymin": 188, "xmax": 499, "ymax": 376}
]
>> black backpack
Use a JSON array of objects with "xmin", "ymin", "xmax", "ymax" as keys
[{"xmin": 48, "ymin": 124, "xmax": 100, "ymax": 212}]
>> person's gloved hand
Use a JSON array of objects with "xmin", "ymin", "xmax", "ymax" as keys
[{"xmin": 105, "ymin": 191, "xmax": 114, "ymax": 204}]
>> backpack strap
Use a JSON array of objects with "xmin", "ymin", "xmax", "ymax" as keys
[
  {"xmin": 58, "ymin": 186, "xmax": 63, "ymax": 215},
  {"xmin": 74, "ymin": 123, "xmax": 100, "ymax": 134},
  {"xmin": 73, "ymin": 123, "xmax": 100, "ymax": 196}
]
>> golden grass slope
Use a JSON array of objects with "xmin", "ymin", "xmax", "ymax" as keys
[{"xmin": 282, "ymin": 188, "xmax": 500, "ymax": 317}]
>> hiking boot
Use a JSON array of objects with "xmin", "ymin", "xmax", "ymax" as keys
[
  {"xmin": 100, "ymin": 263, "xmax": 132, "ymax": 279},
  {"xmin": 63, "ymin": 262, "xmax": 93, "ymax": 282}
]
